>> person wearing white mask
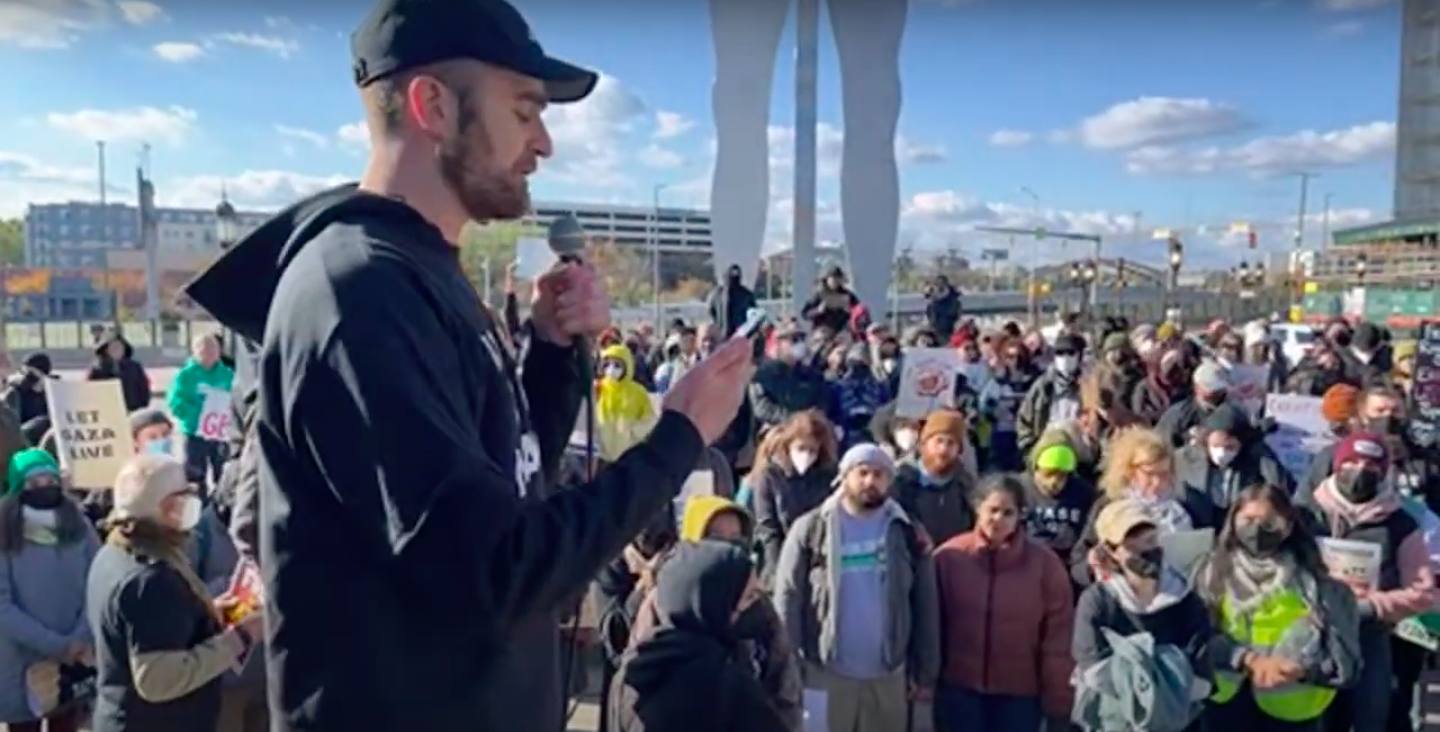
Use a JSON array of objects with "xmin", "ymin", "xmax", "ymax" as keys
[
  {"xmin": 87, "ymin": 454, "xmax": 262, "ymax": 732},
  {"xmin": 750, "ymin": 411, "xmax": 840, "ymax": 585},
  {"xmin": 1175, "ymin": 405, "xmax": 1293, "ymax": 513},
  {"xmin": 0, "ymin": 449, "xmax": 98, "ymax": 732},
  {"xmin": 1016, "ymin": 333, "xmax": 1085, "ymax": 458}
]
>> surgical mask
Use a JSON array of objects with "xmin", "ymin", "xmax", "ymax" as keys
[
  {"xmin": 177, "ymin": 495, "xmax": 203, "ymax": 531},
  {"xmin": 1336, "ymin": 468, "xmax": 1383, "ymax": 504},
  {"xmin": 144, "ymin": 437, "xmax": 174, "ymax": 456},
  {"xmin": 1053, "ymin": 355, "xmax": 1079, "ymax": 376},
  {"xmin": 789, "ymin": 342, "xmax": 809, "ymax": 360},
  {"xmin": 789, "ymin": 447, "xmax": 817, "ymax": 475},
  {"xmin": 1236, "ymin": 524, "xmax": 1287, "ymax": 557},
  {"xmin": 602, "ymin": 364, "xmax": 625, "ymax": 381},
  {"xmin": 1123, "ymin": 547, "xmax": 1164, "ymax": 579},
  {"xmin": 1208, "ymin": 446, "xmax": 1237, "ymax": 467},
  {"xmin": 880, "ymin": 358, "xmax": 898, "ymax": 374},
  {"xmin": 894, "ymin": 428, "xmax": 918, "ymax": 453},
  {"xmin": 731, "ymin": 602, "xmax": 769, "ymax": 640}
]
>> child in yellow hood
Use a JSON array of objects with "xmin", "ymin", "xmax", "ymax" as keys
[
  {"xmin": 681, "ymin": 495, "xmax": 754, "ymax": 544},
  {"xmin": 595, "ymin": 344, "xmax": 659, "ymax": 461}
]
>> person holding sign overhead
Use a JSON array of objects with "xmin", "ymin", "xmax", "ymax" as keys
[{"xmin": 165, "ymin": 335, "xmax": 234, "ymax": 492}]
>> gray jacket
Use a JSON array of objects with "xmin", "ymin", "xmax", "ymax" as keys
[
  {"xmin": 0, "ymin": 526, "xmax": 99, "ymax": 722},
  {"xmin": 772, "ymin": 493, "xmax": 940, "ymax": 687}
]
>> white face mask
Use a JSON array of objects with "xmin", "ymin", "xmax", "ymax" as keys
[
  {"xmin": 894, "ymin": 428, "xmax": 919, "ymax": 453},
  {"xmin": 789, "ymin": 448, "xmax": 817, "ymax": 475},
  {"xmin": 1209, "ymin": 446, "xmax": 1237, "ymax": 467},
  {"xmin": 789, "ymin": 342, "xmax": 809, "ymax": 360},
  {"xmin": 177, "ymin": 495, "xmax": 203, "ymax": 531},
  {"xmin": 881, "ymin": 358, "xmax": 898, "ymax": 374},
  {"xmin": 1053, "ymin": 355, "xmax": 1079, "ymax": 375},
  {"xmin": 602, "ymin": 364, "xmax": 625, "ymax": 380}
]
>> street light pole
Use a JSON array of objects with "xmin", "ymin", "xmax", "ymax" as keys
[{"xmin": 650, "ymin": 183, "xmax": 666, "ymax": 326}]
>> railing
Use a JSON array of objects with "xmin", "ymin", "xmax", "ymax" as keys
[{"xmin": 2, "ymin": 320, "xmax": 223, "ymax": 351}]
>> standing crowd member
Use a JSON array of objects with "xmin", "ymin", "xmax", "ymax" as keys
[{"xmin": 165, "ymin": 334, "xmax": 234, "ymax": 490}]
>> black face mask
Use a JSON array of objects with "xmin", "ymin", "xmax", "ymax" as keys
[
  {"xmin": 1236, "ymin": 524, "xmax": 1287, "ymax": 557},
  {"xmin": 1337, "ymin": 468, "xmax": 1383, "ymax": 503},
  {"xmin": 20, "ymin": 485, "xmax": 63, "ymax": 510},
  {"xmin": 1123, "ymin": 547, "xmax": 1164, "ymax": 579},
  {"xmin": 1367, "ymin": 416, "xmax": 1402, "ymax": 436},
  {"xmin": 731, "ymin": 602, "xmax": 770, "ymax": 640},
  {"xmin": 1332, "ymin": 332, "xmax": 1353, "ymax": 348}
]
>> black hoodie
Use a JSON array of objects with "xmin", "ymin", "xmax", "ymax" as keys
[
  {"xmin": 608, "ymin": 541, "xmax": 789, "ymax": 732},
  {"xmin": 184, "ymin": 186, "xmax": 705, "ymax": 732},
  {"xmin": 87, "ymin": 330, "xmax": 152, "ymax": 412}
]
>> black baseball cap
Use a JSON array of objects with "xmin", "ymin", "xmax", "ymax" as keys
[{"xmin": 350, "ymin": 0, "xmax": 598, "ymax": 103}]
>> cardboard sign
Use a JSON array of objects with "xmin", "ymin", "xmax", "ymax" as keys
[
  {"xmin": 44, "ymin": 380, "xmax": 134, "ymax": 490},
  {"xmin": 197, "ymin": 390, "xmax": 233, "ymax": 442},
  {"xmin": 895, "ymin": 347, "xmax": 960, "ymax": 419}
]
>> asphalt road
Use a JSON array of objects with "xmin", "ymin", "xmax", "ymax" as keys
[{"xmin": 51, "ymin": 367, "xmax": 607, "ymax": 732}]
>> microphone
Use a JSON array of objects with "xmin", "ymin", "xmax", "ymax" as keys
[{"xmin": 547, "ymin": 214, "xmax": 586, "ymax": 264}]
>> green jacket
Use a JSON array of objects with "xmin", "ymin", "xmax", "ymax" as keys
[{"xmin": 167, "ymin": 357, "xmax": 234, "ymax": 436}]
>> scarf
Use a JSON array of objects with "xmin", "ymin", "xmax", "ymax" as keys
[
  {"xmin": 1223, "ymin": 551, "xmax": 1296, "ymax": 612},
  {"xmin": 1126, "ymin": 488, "xmax": 1193, "ymax": 532},
  {"xmin": 20, "ymin": 508, "xmax": 58, "ymax": 545},
  {"xmin": 106, "ymin": 519, "xmax": 222, "ymax": 626}
]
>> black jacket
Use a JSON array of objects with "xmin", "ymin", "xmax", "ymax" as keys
[
  {"xmin": 186, "ymin": 186, "xmax": 707, "ymax": 732},
  {"xmin": 87, "ymin": 334, "xmax": 152, "ymax": 412},
  {"xmin": 708, "ymin": 282, "xmax": 758, "ymax": 339}
]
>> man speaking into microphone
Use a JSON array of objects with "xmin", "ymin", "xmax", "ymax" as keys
[{"xmin": 183, "ymin": 0, "xmax": 754, "ymax": 730}]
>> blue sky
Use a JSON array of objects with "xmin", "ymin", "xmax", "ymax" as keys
[{"xmin": 0, "ymin": 0, "xmax": 1403, "ymax": 268}]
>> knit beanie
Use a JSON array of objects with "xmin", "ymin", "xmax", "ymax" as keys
[
  {"xmin": 1332, "ymin": 431, "xmax": 1389, "ymax": 472},
  {"xmin": 128, "ymin": 408, "xmax": 172, "ymax": 438},
  {"xmin": 7, "ymin": 448, "xmax": 59, "ymax": 495},
  {"xmin": 920, "ymin": 409, "xmax": 966, "ymax": 444},
  {"xmin": 1320, "ymin": 384, "xmax": 1360, "ymax": 425},
  {"xmin": 1034, "ymin": 444, "xmax": 1077, "ymax": 473}
]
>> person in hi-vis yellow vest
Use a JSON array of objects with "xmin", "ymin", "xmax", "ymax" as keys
[{"xmin": 1195, "ymin": 484, "xmax": 1361, "ymax": 732}]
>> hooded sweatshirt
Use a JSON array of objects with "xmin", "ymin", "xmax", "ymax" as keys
[
  {"xmin": 608, "ymin": 541, "xmax": 790, "ymax": 732},
  {"xmin": 1307, "ymin": 477, "xmax": 1436, "ymax": 622},
  {"xmin": 183, "ymin": 186, "xmax": 707, "ymax": 732},
  {"xmin": 596, "ymin": 344, "xmax": 659, "ymax": 461},
  {"xmin": 1073, "ymin": 568, "xmax": 1214, "ymax": 702}
]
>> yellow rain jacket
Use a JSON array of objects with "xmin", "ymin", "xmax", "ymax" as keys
[{"xmin": 596, "ymin": 344, "xmax": 658, "ymax": 461}]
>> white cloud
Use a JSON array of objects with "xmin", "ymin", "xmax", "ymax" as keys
[
  {"xmin": 210, "ymin": 31, "xmax": 299, "ymax": 59},
  {"xmin": 897, "ymin": 137, "xmax": 946, "ymax": 164},
  {"xmin": 275, "ymin": 125, "xmax": 329, "ymax": 148},
  {"xmin": 115, "ymin": 1, "xmax": 163, "ymax": 25},
  {"xmin": 1125, "ymin": 121, "xmax": 1395, "ymax": 177},
  {"xmin": 0, "ymin": 150, "xmax": 114, "ymax": 216},
  {"xmin": 158, "ymin": 170, "xmax": 350, "ymax": 211},
  {"xmin": 988, "ymin": 129, "xmax": 1034, "ymax": 148},
  {"xmin": 638, "ymin": 144, "xmax": 684, "ymax": 169},
  {"xmin": 152, "ymin": 41, "xmax": 202, "ymax": 62},
  {"xmin": 1076, "ymin": 97, "xmax": 1249, "ymax": 150},
  {"xmin": 539, "ymin": 73, "xmax": 648, "ymax": 187},
  {"xmin": 47, "ymin": 106, "xmax": 198, "ymax": 146},
  {"xmin": 653, "ymin": 111, "xmax": 694, "ymax": 140},
  {"xmin": 336, "ymin": 121, "xmax": 368, "ymax": 148},
  {"xmin": 0, "ymin": 0, "xmax": 108, "ymax": 49}
]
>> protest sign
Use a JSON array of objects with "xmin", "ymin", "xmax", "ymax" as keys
[
  {"xmin": 1319, "ymin": 537, "xmax": 1382, "ymax": 590},
  {"xmin": 45, "ymin": 380, "xmax": 133, "ymax": 490},
  {"xmin": 1228, "ymin": 364, "xmax": 1269, "ymax": 419},
  {"xmin": 1264, "ymin": 394, "xmax": 1335, "ymax": 482},
  {"xmin": 1159, "ymin": 528, "xmax": 1214, "ymax": 579},
  {"xmin": 1411, "ymin": 322, "xmax": 1440, "ymax": 447},
  {"xmin": 197, "ymin": 389, "xmax": 232, "ymax": 442},
  {"xmin": 895, "ymin": 348, "xmax": 960, "ymax": 419}
]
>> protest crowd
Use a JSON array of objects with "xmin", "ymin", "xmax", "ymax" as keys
[{"xmin": 0, "ymin": 0, "xmax": 1431, "ymax": 730}]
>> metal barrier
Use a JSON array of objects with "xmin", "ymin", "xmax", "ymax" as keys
[{"xmin": 4, "ymin": 320, "xmax": 223, "ymax": 351}]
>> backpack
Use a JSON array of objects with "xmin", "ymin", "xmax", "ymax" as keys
[{"xmin": 1073, "ymin": 627, "xmax": 1201, "ymax": 732}]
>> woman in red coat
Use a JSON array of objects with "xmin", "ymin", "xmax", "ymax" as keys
[{"xmin": 933, "ymin": 475, "xmax": 1075, "ymax": 732}]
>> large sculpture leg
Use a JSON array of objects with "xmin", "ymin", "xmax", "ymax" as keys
[
  {"xmin": 709, "ymin": 0, "xmax": 790, "ymax": 286},
  {"xmin": 830, "ymin": 0, "xmax": 907, "ymax": 315}
]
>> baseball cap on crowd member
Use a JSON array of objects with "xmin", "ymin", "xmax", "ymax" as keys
[
  {"xmin": 1332, "ymin": 431, "xmax": 1390, "ymax": 473},
  {"xmin": 1193, "ymin": 361, "xmax": 1230, "ymax": 394},
  {"xmin": 1094, "ymin": 499, "xmax": 1157, "ymax": 546},
  {"xmin": 350, "ymin": 0, "xmax": 598, "ymax": 103}
]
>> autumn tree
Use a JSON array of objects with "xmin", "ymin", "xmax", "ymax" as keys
[
  {"xmin": 0, "ymin": 220, "xmax": 21, "ymax": 267},
  {"xmin": 586, "ymin": 238, "xmax": 655, "ymax": 307}
]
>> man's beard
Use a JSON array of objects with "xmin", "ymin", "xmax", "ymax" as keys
[{"xmin": 438, "ymin": 120, "xmax": 528, "ymax": 222}]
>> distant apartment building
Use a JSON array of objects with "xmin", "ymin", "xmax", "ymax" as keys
[{"xmin": 524, "ymin": 201, "xmax": 715, "ymax": 286}]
